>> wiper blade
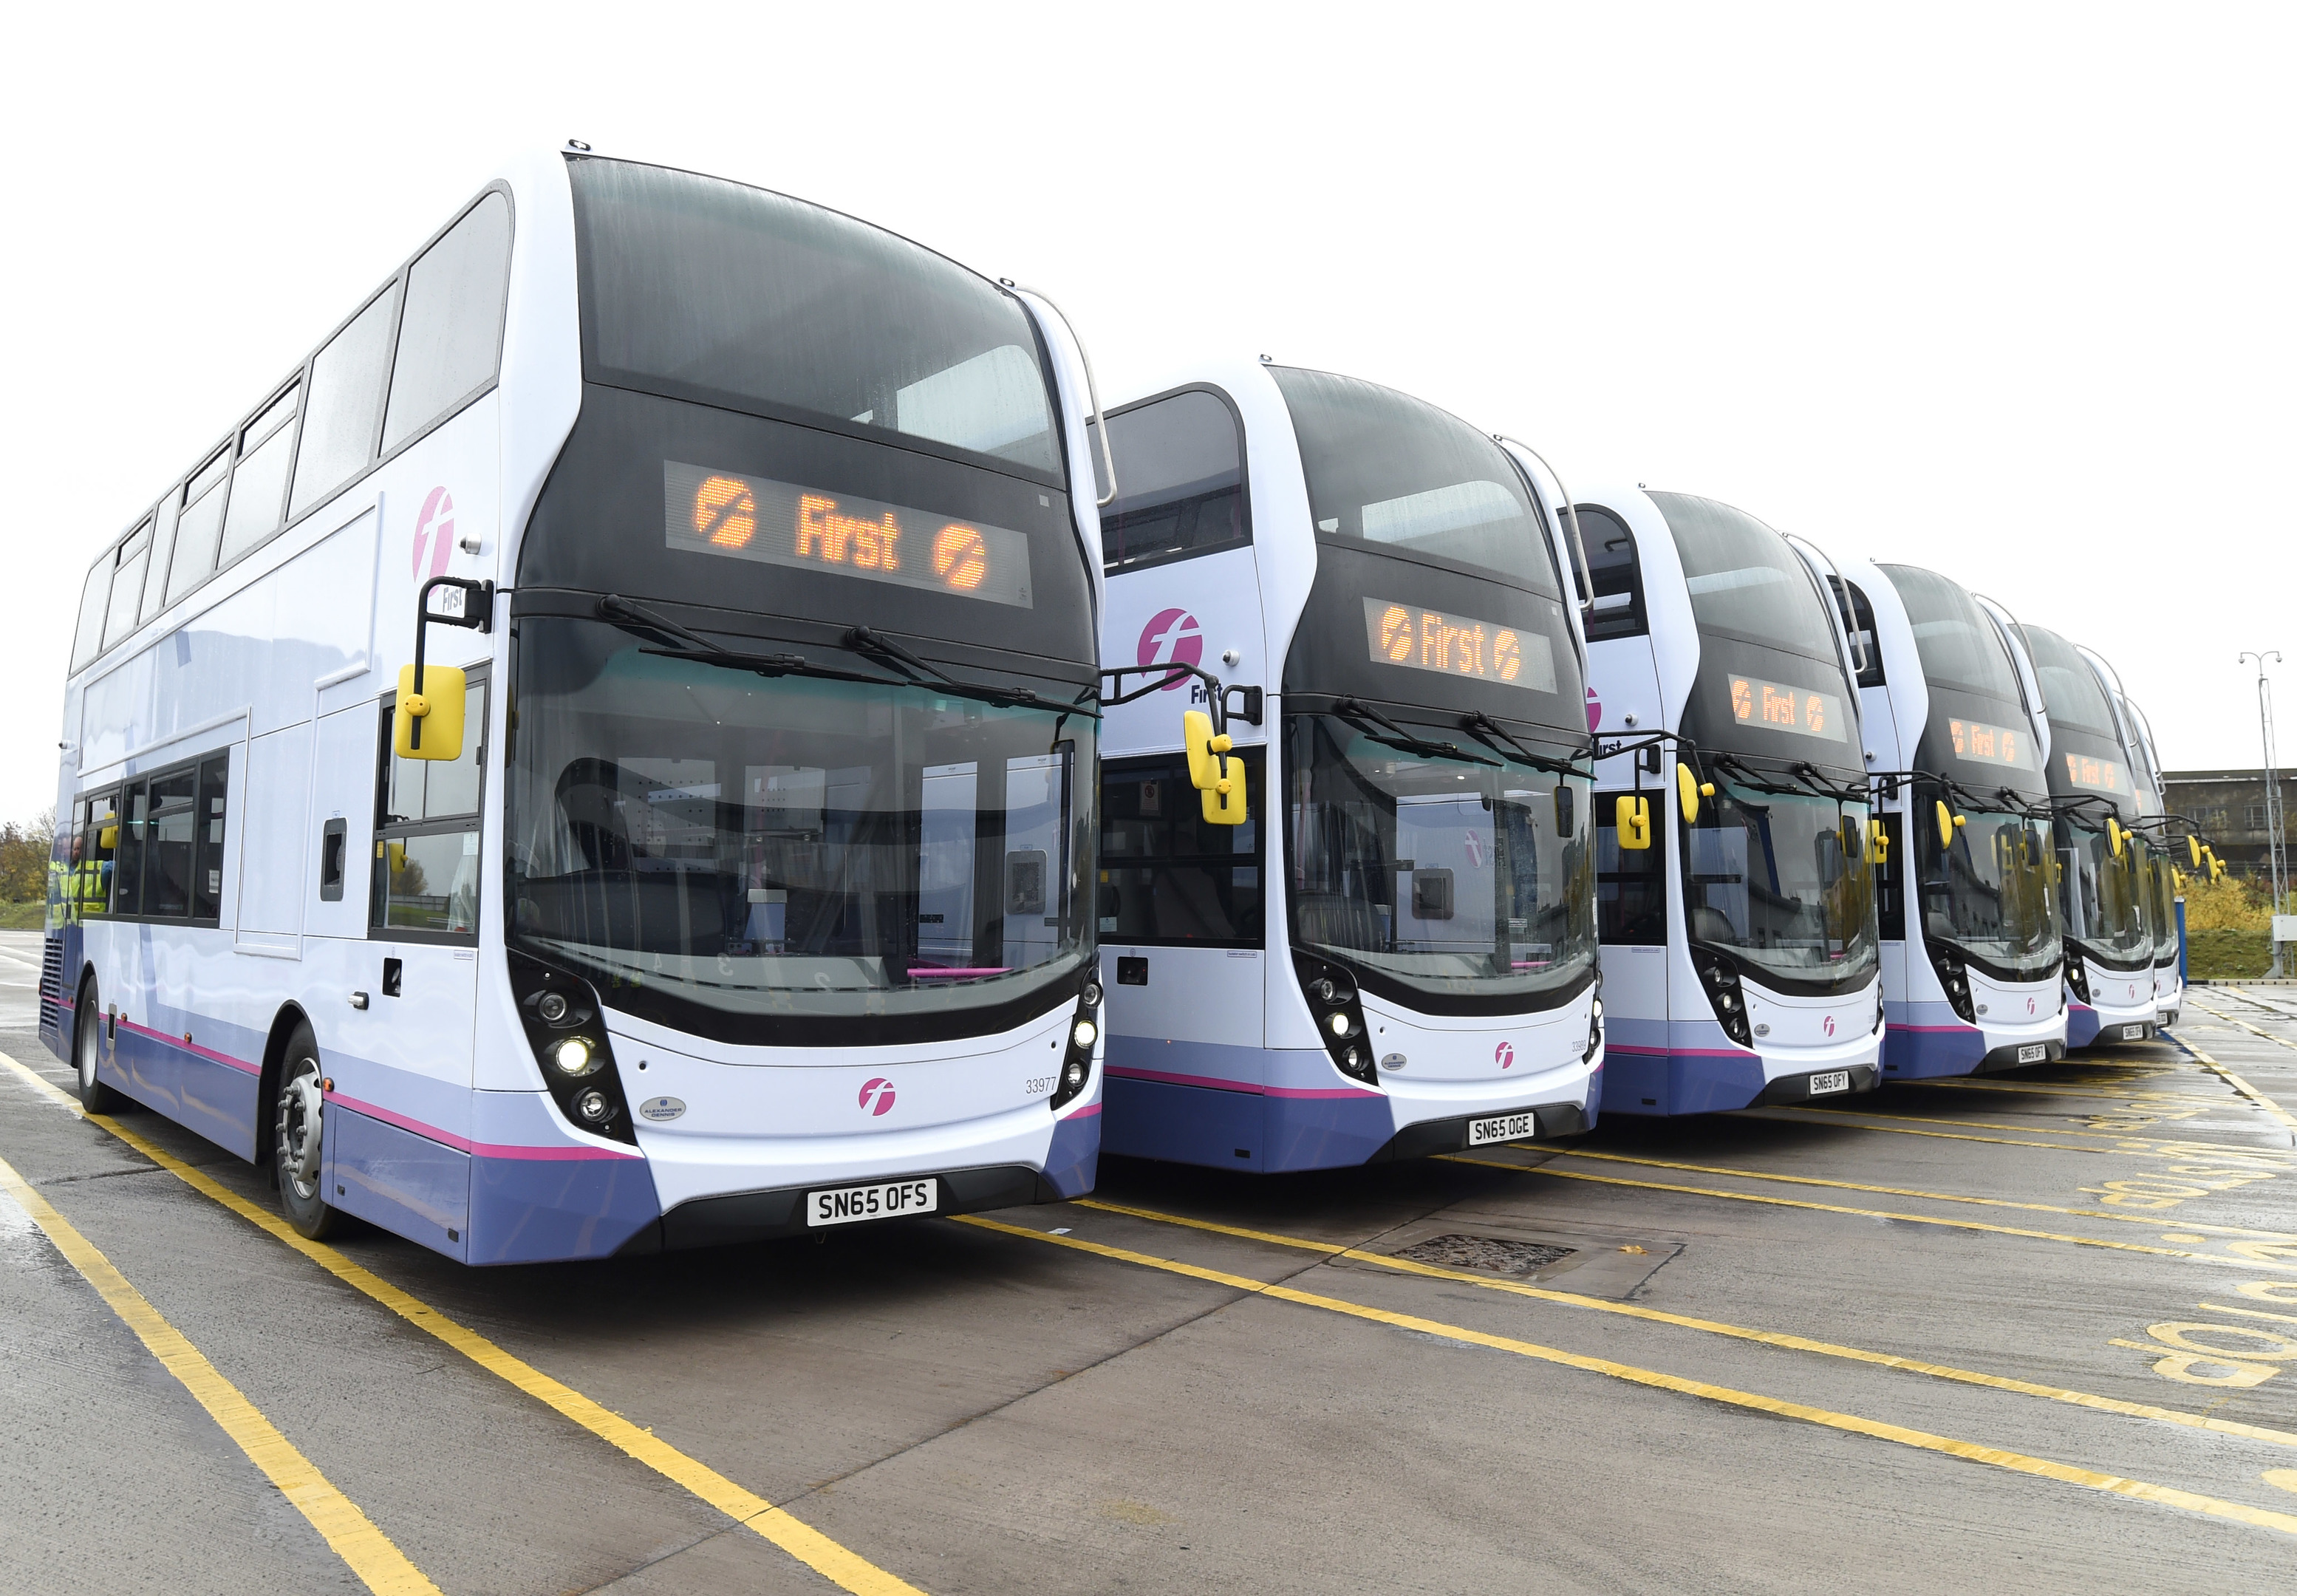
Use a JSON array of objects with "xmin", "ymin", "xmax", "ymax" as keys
[
  {"xmin": 597, "ymin": 595, "xmax": 913, "ymax": 690},
  {"xmin": 1334, "ymin": 700, "xmax": 1496, "ymax": 765},
  {"xmin": 845, "ymin": 626, "xmax": 1101, "ymax": 720},
  {"xmin": 1458, "ymin": 712, "xmax": 1591, "ymax": 776}
]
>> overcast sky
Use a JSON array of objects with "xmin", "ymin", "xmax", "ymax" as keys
[{"xmin": 4, "ymin": 3, "xmax": 2290, "ymax": 824}]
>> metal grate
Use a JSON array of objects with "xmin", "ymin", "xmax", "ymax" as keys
[
  {"xmin": 38, "ymin": 933, "xmax": 64, "ymax": 1040},
  {"xmin": 1392, "ymin": 1233, "xmax": 1573, "ymax": 1275}
]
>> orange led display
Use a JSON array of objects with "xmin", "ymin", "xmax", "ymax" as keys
[
  {"xmin": 1946, "ymin": 716, "xmax": 2030, "ymax": 769},
  {"xmin": 663, "ymin": 462, "xmax": 1032, "ymax": 607},
  {"xmin": 2061, "ymin": 752, "xmax": 2123, "ymax": 794},
  {"xmin": 1727, "ymin": 675, "xmax": 1846, "ymax": 742},
  {"xmin": 1362, "ymin": 597, "xmax": 1555, "ymax": 692}
]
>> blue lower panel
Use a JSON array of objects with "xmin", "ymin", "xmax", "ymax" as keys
[
  {"xmin": 468, "ymin": 1153, "xmax": 661, "ymax": 1265},
  {"xmin": 1883, "ymin": 1026, "xmax": 1987, "ymax": 1080},
  {"xmin": 330, "ymin": 1109, "xmax": 471, "ymax": 1262},
  {"xmin": 111, "ymin": 1024, "xmax": 259, "ymax": 1161},
  {"xmin": 1263, "ymin": 1094, "xmax": 1396, "ymax": 1173},
  {"xmin": 1040, "ymin": 1108, "xmax": 1100, "ymax": 1198},
  {"xmin": 2067, "ymin": 1006, "xmax": 2101, "ymax": 1048},
  {"xmin": 1600, "ymin": 1050, "xmax": 1768, "ymax": 1116}
]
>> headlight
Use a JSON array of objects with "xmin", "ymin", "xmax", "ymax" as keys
[
  {"xmin": 552, "ymin": 1037, "xmax": 596, "ymax": 1077},
  {"xmin": 1071, "ymin": 1019, "xmax": 1098, "ymax": 1049},
  {"xmin": 1328, "ymin": 1012, "xmax": 1352, "ymax": 1038}
]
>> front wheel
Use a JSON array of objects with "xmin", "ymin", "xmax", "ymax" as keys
[
  {"xmin": 273, "ymin": 1023, "xmax": 337, "ymax": 1239},
  {"xmin": 73, "ymin": 983, "xmax": 125, "ymax": 1114}
]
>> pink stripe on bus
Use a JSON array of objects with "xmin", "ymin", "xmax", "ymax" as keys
[{"xmin": 324, "ymin": 1090, "xmax": 640, "ymax": 1162}]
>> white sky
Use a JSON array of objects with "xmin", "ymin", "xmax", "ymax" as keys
[{"xmin": 4, "ymin": 2, "xmax": 2290, "ymax": 823}]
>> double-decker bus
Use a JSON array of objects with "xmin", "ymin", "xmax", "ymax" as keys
[
  {"xmin": 1091, "ymin": 361, "xmax": 1601, "ymax": 1170},
  {"xmin": 44, "ymin": 151, "xmax": 1112, "ymax": 1262},
  {"xmin": 1576, "ymin": 488, "xmax": 1882, "ymax": 1116},
  {"xmin": 1834, "ymin": 562, "xmax": 2064, "ymax": 1078},
  {"xmin": 2103, "ymin": 684, "xmax": 2182, "ymax": 1028},
  {"xmin": 2011, "ymin": 625, "xmax": 2157, "ymax": 1046}
]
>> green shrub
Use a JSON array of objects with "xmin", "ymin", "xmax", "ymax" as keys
[{"xmin": 2187, "ymin": 927, "xmax": 2272, "ymax": 980}]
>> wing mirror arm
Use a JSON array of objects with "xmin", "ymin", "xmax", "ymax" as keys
[{"xmin": 400, "ymin": 576, "xmax": 493, "ymax": 757}]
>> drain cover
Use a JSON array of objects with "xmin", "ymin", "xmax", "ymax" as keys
[{"xmin": 1392, "ymin": 1234, "xmax": 1573, "ymax": 1275}]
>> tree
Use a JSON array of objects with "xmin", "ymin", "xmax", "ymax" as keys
[{"xmin": 0, "ymin": 808, "xmax": 56, "ymax": 903}]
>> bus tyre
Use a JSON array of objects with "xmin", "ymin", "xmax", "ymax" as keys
[
  {"xmin": 72, "ymin": 983, "xmax": 125, "ymax": 1114},
  {"xmin": 274, "ymin": 1023, "xmax": 337, "ymax": 1239}
]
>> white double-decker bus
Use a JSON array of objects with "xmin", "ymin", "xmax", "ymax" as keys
[
  {"xmin": 44, "ymin": 151, "xmax": 1112, "ymax": 1263},
  {"xmin": 1091, "ymin": 361, "xmax": 1602, "ymax": 1170},
  {"xmin": 1834, "ymin": 562, "xmax": 2066, "ymax": 1078}
]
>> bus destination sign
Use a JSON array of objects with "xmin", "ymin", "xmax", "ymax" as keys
[
  {"xmin": 663, "ymin": 462, "xmax": 1033, "ymax": 609},
  {"xmin": 2061, "ymin": 752, "xmax": 2123, "ymax": 794},
  {"xmin": 1728, "ymin": 675, "xmax": 1846, "ymax": 741},
  {"xmin": 1362, "ymin": 598, "xmax": 1557, "ymax": 692},
  {"xmin": 1947, "ymin": 717, "xmax": 2032, "ymax": 769}
]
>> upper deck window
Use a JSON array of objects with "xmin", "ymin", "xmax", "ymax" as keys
[
  {"xmin": 1649, "ymin": 491, "xmax": 1837, "ymax": 663},
  {"xmin": 383, "ymin": 192, "xmax": 511, "ymax": 454},
  {"xmin": 1097, "ymin": 389, "xmax": 1249, "ymax": 573},
  {"xmin": 1571, "ymin": 505, "xmax": 1646, "ymax": 641},
  {"xmin": 1882, "ymin": 565, "xmax": 2019, "ymax": 702},
  {"xmin": 570, "ymin": 159, "xmax": 1059, "ymax": 480},
  {"xmin": 1269, "ymin": 367, "xmax": 1554, "ymax": 594},
  {"xmin": 2016, "ymin": 624, "xmax": 2117, "ymax": 739}
]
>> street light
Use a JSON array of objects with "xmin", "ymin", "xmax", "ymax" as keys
[{"xmin": 2239, "ymin": 649, "xmax": 2287, "ymax": 976}]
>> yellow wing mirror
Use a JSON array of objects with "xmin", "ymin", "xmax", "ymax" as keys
[
  {"xmin": 1936, "ymin": 800, "xmax": 1965, "ymax": 848},
  {"xmin": 2106, "ymin": 817, "xmax": 2125, "ymax": 859},
  {"xmin": 2187, "ymin": 836, "xmax": 2203, "ymax": 868},
  {"xmin": 1181, "ymin": 708, "xmax": 1247, "ymax": 826},
  {"xmin": 394, "ymin": 664, "xmax": 468, "ymax": 762},
  {"xmin": 98, "ymin": 814, "xmax": 117, "ymax": 850},
  {"xmin": 1675, "ymin": 763, "xmax": 1713, "ymax": 825},
  {"xmin": 1868, "ymin": 817, "xmax": 1889, "ymax": 864},
  {"xmin": 1616, "ymin": 794, "xmax": 1652, "ymax": 850}
]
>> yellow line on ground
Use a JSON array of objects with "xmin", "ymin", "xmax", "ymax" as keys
[
  {"xmin": 959, "ymin": 1213, "xmax": 2297, "ymax": 1540},
  {"xmin": 2176, "ymin": 1017, "xmax": 2297, "ymax": 1136},
  {"xmin": 1440, "ymin": 1155, "xmax": 2297, "ymax": 1272},
  {"xmin": 1549, "ymin": 1148, "xmax": 2297, "ymax": 1240},
  {"xmin": 1752, "ymin": 1105, "xmax": 2297, "ymax": 1159},
  {"xmin": 1071, "ymin": 1197, "xmax": 2297, "ymax": 1450},
  {"xmin": 1915, "ymin": 1078, "xmax": 2239, "ymax": 1108},
  {"xmin": 0, "ymin": 1152, "xmax": 442, "ymax": 1595},
  {"xmin": 0, "ymin": 1055, "xmax": 924, "ymax": 1596}
]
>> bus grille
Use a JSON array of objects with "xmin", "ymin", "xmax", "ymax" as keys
[{"xmin": 38, "ymin": 934, "xmax": 63, "ymax": 1037}]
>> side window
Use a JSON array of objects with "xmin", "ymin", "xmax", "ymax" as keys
[
  {"xmin": 112, "ymin": 781, "xmax": 151, "ymax": 918},
  {"xmin": 1574, "ymin": 506, "xmax": 1648, "ymax": 643},
  {"xmin": 140, "ymin": 496, "xmax": 180, "ymax": 624},
  {"xmin": 292, "ymin": 283, "xmax": 400, "ymax": 519},
  {"xmin": 1836, "ymin": 578, "xmax": 1885, "ymax": 688},
  {"xmin": 143, "ymin": 768, "xmax": 199, "ymax": 917},
  {"xmin": 72, "ymin": 555, "xmax": 114, "ymax": 672},
  {"xmin": 1875, "ymin": 813, "xmax": 1905, "ymax": 941},
  {"xmin": 1099, "ymin": 752, "xmax": 1263, "ymax": 947},
  {"xmin": 1096, "ymin": 389, "xmax": 1250, "ymax": 574},
  {"xmin": 217, "ymin": 383, "xmax": 301, "ymax": 568},
  {"xmin": 167, "ymin": 449, "xmax": 231, "ymax": 604},
  {"xmin": 72, "ymin": 794, "xmax": 118, "ymax": 923},
  {"xmin": 195, "ymin": 754, "xmax": 231, "ymax": 922},
  {"xmin": 102, "ymin": 521, "xmax": 154, "ymax": 652},
  {"xmin": 374, "ymin": 677, "xmax": 487, "ymax": 938},
  {"xmin": 1594, "ymin": 789, "xmax": 1666, "ymax": 945},
  {"xmin": 382, "ymin": 192, "xmax": 511, "ymax": 453}
]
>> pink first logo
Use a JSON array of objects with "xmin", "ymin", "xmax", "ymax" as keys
[
  {"xmin": 412, "ymin": 485, "xmax": 457, "ymax": 580},
  {"xmin": 1495, "ymin": 1041, "xmax": 1515, "ymax": 1070},
  {"xmin": 857, "ymin": 1077, "xmax": 897, "ymax": 1116},
  {"xmin": 1822, "ymin": 1014, "xmax": 1837, "ymax": 1037},
  {"xmin": 1136, "ymin": 607, "xmax": 1203, "ymax": 690}
]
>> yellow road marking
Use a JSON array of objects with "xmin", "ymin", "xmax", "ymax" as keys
[
  {"xmin": 1440, "ymin": 1154, "xmax": 2297, "ymax": 1272},
  {"xmin": 0, "ymin": 1054, "xmax": 924, "ymax": 1596},
  {"xmin": 0, "ymin": 1153, "xmax": 441, "ymax": 1595},
  {"xmin": 1916, "ymin": 1078, "xmax": 2239, "ymax": 1108},
  {"xmin": 1549, "ymin": 1148, "xmax": 2297, "ymax": 1240},
  {"xmin": 959, "ymin": 1213, "xmax": 2297, "ymax": 1539},
  {"xmin": 1072, "ymin": 1198, "xmax": 2297, "ymax": 1450},
  {"xmin": 2171, "ymin": 1023, "xmax": 2297, "ymax": 1136},
  {"xmin": 1752, "ymin": 1105, "xmax": 2297, "ymax": 1159}
]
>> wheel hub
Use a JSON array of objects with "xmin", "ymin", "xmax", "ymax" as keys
[{"xmin": 281, "ymin": 1071, "xmax": 324, "ymax": 1189}]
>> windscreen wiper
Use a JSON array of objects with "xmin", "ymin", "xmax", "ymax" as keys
[
  {"xmin": 844, "ymin": 626, "xmax": 1101, "ymax": 720},
  {"xmin": 1334, "ymin": 700, "xmax": 1497, "ymax": 766},
  {"xmin": 597, "ymin": 595, "xmax": 912, "ymax": 690},
  {"xmin": 1458, "ymin": 712, "xmax": 1591, "ymax": 777}
]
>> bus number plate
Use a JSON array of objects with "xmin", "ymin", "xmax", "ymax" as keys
[
  {"xmin": 808, "ymin": 1178, "xmax": 938, "ymax": 1227},
  {"xmin": 2120, "ymin": 1024, "xmax": 2147, "ymax": 1040},
  {"xmin": 1467, "ymin": 1111, "xmax": 1539, "ymax": 1147},
  {"xmin": 2018, "ymin": 1044, "xmax": 2046, "ymax": 1063},
  {"xmin": 1807, "ymin": 1071, "xmax": 1850, "ymax": 1097}
]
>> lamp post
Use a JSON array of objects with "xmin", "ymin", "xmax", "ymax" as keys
[{"xmin": 2240, "ymin": 650, "xmax": 2287, "ymax": 977}]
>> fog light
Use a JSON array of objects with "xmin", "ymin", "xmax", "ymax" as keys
[
  {"xmin": 1082, "ymin": 981, "xmax": 1104, "ymax": 1009},
  {"xmin": 1072, "ymin": 1019, "xmax": 1098, "ymax": 1048},
  {"xmin": 1064, "ymin": 1061, "xmax": 1085, "ymax": 1087},
  {"xmin": 537, "ymin": 992, "xmax": 568, "ymax": 1024},
  {"xmin": 1328, "ymin": 1012, "xmax": 1351, "ymax": 1037},
  {"xmin": 552, "ymin": 1037, "xmax": 594, "ymax": 1077},
  {"xmin": 575, "ymin": 1088, "xmax": 610, "ymax": 1122}
]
